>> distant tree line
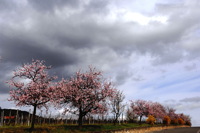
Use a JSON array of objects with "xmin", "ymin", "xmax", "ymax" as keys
[{"xmin": 127, "ymin": 100, "xmax": 191, "ymax": 126}]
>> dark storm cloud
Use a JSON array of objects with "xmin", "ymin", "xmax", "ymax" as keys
[
  {"xmin": 51, "ymin": 28, "xmax": 94, "ymax": 49},
  {"xmin": 0, "ymin": 82, "xmax": 9, "ymax": 94},
  {"xmin": 28, "ymin": 0, "xmax": 80, "ymax": 12},
  {"xmin": 2, "ymin": 0, "xmax": 199, "ymax": 64},
  {"xmin": 1, "ymin": 0, "xmax": 200, "ymax": 94},
  {"xmin": 0, "ymin": 33, "xmax": 78, "ymax": 67},
  {"xmin": 1, "ymin": 0, "xmax": 200, "ymax": 56},
  {"xmin": 0, "ymin": 0, "xmax": 12, "ymax": 11},
  {"xmin": 84, "ymin": 0, "xmax": 110, "ymax": 14},
  {"xmin": 0, "ymin": 62, "xmax": 15, "ymax": 94},
  {"xmin": 0, "ymin": 0, "xmax": 23, "ymax": 12}
]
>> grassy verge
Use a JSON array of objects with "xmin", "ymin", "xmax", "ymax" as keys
[{"xmin": 0, "ymin": 123, "xmax": 188, "ymax": 133}]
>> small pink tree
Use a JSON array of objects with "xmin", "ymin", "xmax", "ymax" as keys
[
  {"xmin": 150, "ymin": 102, "xmax": 166, "ymax": 121},
  {"xmin": 178, "ymin": 113, "xmax": 191, "ymax": 124},
  {"xmin": 7, "ymin": 60, "xmax": 56, "ymax": 129},
  {"xmin": 130, "ymin": 100, "xmax": 152, "ymax": 124},
  {"xmin": 56, "ymin": 67, "xmax": 116, "ymax": 127},
  {"xmin": 166, "ymin": 107, "xmax": 178, "ymax": 120}
]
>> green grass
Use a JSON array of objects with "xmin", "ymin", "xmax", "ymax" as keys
[
  {"xmin": 0, "ymin": 123, "xmax": 176, "ymax": 133},
  {"xmin": 47, "ymin": 123, "xmax": 152, "ymax": 133}
]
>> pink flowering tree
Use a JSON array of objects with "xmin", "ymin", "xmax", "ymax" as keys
[
  {"xmin": 56, "ymin": 67, "xmax": 116, "ymax": 127},
  {"xmin": 178, "ymin": 113, "xmax": 191, "ymax": 123},
  {"xmin": 150, "ymin": 102, "xmax": 166, "ymax": 122},
  {"xmin": 7, "ymin": 60, "xmax": 57, "ymax": 129},
  {"xmin": 166, "ymin": 107, "xmax": 178, "ymax": 120},
  {"xmin": 130, "ymin": 100, "xmax": 152, "ymax": 124}
]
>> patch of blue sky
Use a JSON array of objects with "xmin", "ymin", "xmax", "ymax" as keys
[
  {"xmin": 156, "ymin": 79, "xmax": 200, "ymax": 98},
  {"xmin": 156, "ymin": 74, "xmax": 200, "ymax": 90},
  {"xmin": 140, "ymin": 70, "xmax": 200, "ymax": 93}
]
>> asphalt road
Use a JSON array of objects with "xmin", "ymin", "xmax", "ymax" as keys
[{"xmin": 151, "ymin": 127, "xmax": 200, "ymax": 133}]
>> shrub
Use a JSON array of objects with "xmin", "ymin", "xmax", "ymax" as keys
[
  {"xmin": 185, "ymin": 121, "xmax": 191, "ymax": 126},
  {"xmin": 146, "ymin": 115, "xmax": 156, "ymax": 125},
  {"xmin": 178, "ymin": 118, "xmax": 185, "ymax": 125},
  {"xmin": 163, "ymin": 116, "xmax": 171, "ymax": 125},
  {"xmin": 171, "ymin": 118, "xmax": 178, "ymax": 125}
]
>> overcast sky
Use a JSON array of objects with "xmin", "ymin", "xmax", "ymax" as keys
[{"xmin": 0, "ymin": 0, "xmax": 200, "ymax": 126}]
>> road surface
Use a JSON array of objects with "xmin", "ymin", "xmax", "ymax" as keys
[{"xmin": 151, "ymin": 127, "xmax": 200, "ymax": 133}]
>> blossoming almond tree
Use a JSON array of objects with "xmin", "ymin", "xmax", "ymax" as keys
[
  {"xmin": 178, "ymin": 113, "xmax": 191, "ymax": 123},
  {"xmin": 56, "ymin": 67, "xmax": 116, "ymax": 127},
  {"xmin": 150, "ymin": 102, "xmax": 166, "ymax": 121},
  {"xmin": 166, "ymin": 107, "xmax": 178, "ymax": 120},
  {"xmin": 130, "ymin": 100, "xmax": 152, "ymax": 124},
  {"xmin": 7, "ymin": 60, "xmax": 57, "ymax": 129}
]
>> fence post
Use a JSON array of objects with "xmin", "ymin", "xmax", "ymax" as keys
[
  {"xmin": 40, "ymin": 110, "xmax": 42, "ymax": 125},
  {"xmin": 28, "ymin": 109, "xmax": 31, "ymax": 126},
  {"xmin": 0, "ymin": 110, "xmax": 4, "ymax": 126},
  {"xmin": 49, "ymin": 112, "xmax": 51, "ymax": 124},
  {"xmin": 8, "ymin": 109, "xmax": 11, "ymax": 125},
  {"xmin": 15, "ymin": 109, "xmax": 19, "ymax": 125},
  {"xmin": 28, "ymin": 111, "xmax": 30, "ymax": 126},
  {"xmin": 21, "ymin": 114, "xmax": 24, "ymax": 125}
]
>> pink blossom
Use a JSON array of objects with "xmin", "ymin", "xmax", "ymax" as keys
[
  {"xmin": 7, "ymin": 60, "xmax": 57, "ymax": 129},
  {"xmin": 54, "ymin": 66, "xmax": 116, "ymax": 127}
]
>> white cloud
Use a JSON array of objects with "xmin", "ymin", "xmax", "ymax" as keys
[{"xmin": 123, "ymin": 12, "xmax": 168, "ymax": 25}]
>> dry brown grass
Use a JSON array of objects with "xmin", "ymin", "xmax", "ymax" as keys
[{"xmin": 112, "ymin": 125, "xmax": 190, "ymax": 133}]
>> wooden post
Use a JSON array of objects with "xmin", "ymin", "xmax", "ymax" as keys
[
  {"xmin": 43, "ymin": 116, "xmax": 45, "ymax": 125},
  {"xmin": 40, "ymin": 110, "xmax": 42, "ymax": 125},
  {"xmin": 8, "ymin": 110, "xmax": 11, "ymax": 125},
  {"xmin": 28, "ymin": 110, "xmax": 31, "ymax": 126},
  {"xmin": 49, "ymin": 111, "xmax": 51, "ymax": 124},
  {"xmin": 21, "ymin": 114, "xmax": 24, "ymax": 125},
  {"xmin": 15, "ymin": 109, "xmax": 19, "ymax": 125},
  {"xmin": 0, "ymin": 110, "xmax": 4, "ymax": 126}
]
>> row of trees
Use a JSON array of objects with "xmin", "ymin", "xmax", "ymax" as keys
[
  {"xmin": 7, "ymin": 60, "xmax": 121, "ymax": 129},
  {"xmin": 127, "ymin": 100, "xmax": 191, "ymax": 125},
  {"xmin": 6, "ymin": 60, "xmax": 191, "ymax": 130}
]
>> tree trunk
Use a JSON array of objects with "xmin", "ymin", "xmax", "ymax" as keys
[
  {"xmin": 113, "ymin": 118, "xmax": 117, "ymax": 125},
  {"xmin": 78, "ymin": 105, "xmax": 83, "ymax": 127},
  {"xmin": 139, "ymin": 115, "xmax": 142, "ymax": 124},
  {"xmin": 113, "ymin": 113, "xmax": 118, "ymax": 125},
  {"xmin": 78, "ymin": 111, "xmax": 83, "ymax": 128},
  {"xmin": 31, "ymin": 105, "xmax": 37, "ymax": 130}
]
